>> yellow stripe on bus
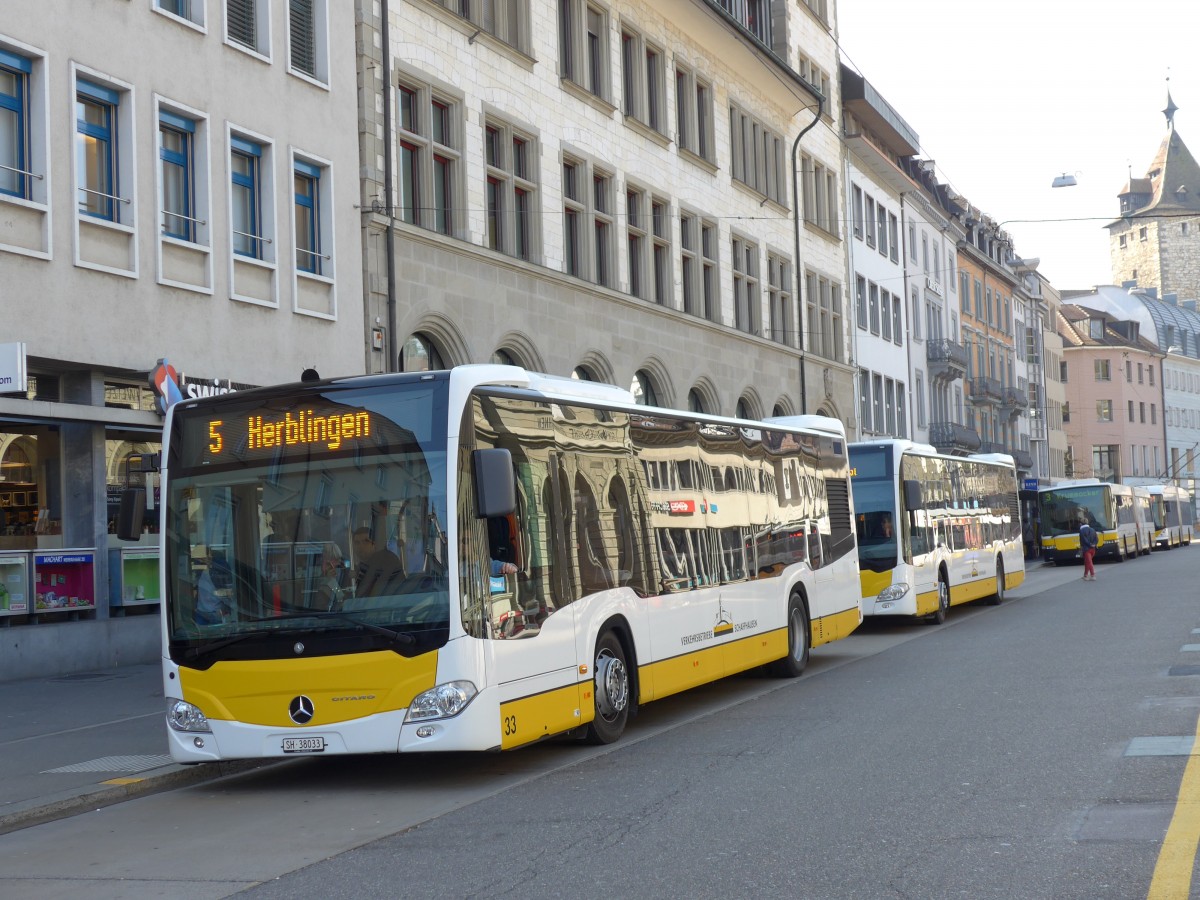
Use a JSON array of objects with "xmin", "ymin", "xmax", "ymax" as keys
[
  {"xmin": 179, "ymin": 650, "xmax": 439, "ymax": 727},
  {"xmin": 499, "ymin": 681, "xmax": 587, "ymax": 750},
  {"xmin": 860, "ymin": 569, "xmax": 893, "ymax": 598}
]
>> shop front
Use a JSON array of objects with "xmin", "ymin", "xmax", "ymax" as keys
[{"xmin": 0, "ymin": 363, "xmax": 255, "ymax": 680}]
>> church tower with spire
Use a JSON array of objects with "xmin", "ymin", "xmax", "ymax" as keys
[{"xmin": 1109, "ymin": 90, "xmax": 1200, "ymax": 299}]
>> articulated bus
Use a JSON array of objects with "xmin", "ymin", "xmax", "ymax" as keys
[
  {"xmin": 1038, "ymin": 480, "xmax": 1147, "ymax": 564},
  {"xmin": 848, "ymin": 440, "xmax": 1025, "ymax": 625},
  {"xmin": 125, "ymin": 365, "xmax": 862, "ymax": 762},
  {"xmin": 1132, "ymin": 487, "xmax": 1155, "ymax": 555},
  {"xmin": 1146, "ymin": 484, "xmax": 1194, "ymax": 549}
]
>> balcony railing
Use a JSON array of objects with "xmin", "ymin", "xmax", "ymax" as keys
[
  {"xmin": 968, "ymin": 375, "xmax": 1004, "ymax": 403},
  {"xmin": 978, "ymin": 441, "xmax": 1005, "ymax": 454},
  {"xmin": 926, "ymin": 339, "xmax": 969, "ymax": 382},
  {"xmin": 1000, "ymin": 387, "xmax": 1028, "ymax": 413},
  {"xmin": 1011, "ymin": 448, "xmax": 1035, "ymax": 469},
  {"xmin": 928, "ymin": 421, "xmax": 982, "ymax": 454}
]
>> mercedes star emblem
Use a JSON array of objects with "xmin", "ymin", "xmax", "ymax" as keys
[{"xmin": 289, "ymin": 695, "xmax": 315, "ymax": 725}]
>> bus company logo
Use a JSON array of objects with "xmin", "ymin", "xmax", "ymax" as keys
[
  {"xmin": 712, "ymin": 603, "xmax": 734, "ymax": 637},
  {"xmin": 289, "ymin": 695, "xmax": 315, "ymax": 725}
]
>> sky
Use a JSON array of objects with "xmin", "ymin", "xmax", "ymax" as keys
[{"xmin": 836, "ymin": 0, "xmax": 1199, "ymax": 293}]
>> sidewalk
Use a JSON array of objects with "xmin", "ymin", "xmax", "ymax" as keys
[{"xmin": 0, "ymin": 663, "xmax": 254, "ymax": 835}]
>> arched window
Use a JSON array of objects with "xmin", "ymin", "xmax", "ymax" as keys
[
  {"xmin": 400, "ymin": 333, "xmax": 445, "ymax": 372},
  {"xmin": 491, "ymin": 348, "xmax": 518, "ymax": 367},
  {"xmin": 688, "ymin": 389, "xmax": 705, "ymax": 413},
  {"xmin": 772, "ymin": 403, "xmax": 787, "ymax": 418},
  {"xmin": 572, "ymin": 366, "xmax": 595, "ymax": 382},
  {"xmin": 735, "ymin": 398, "xmax": 751, "ymax": 420},
  {"xmin": 631, "ymin": 371, "xmax": 659, "ymax": 406}
]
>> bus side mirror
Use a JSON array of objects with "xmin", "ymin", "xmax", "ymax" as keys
[
  {"xmin": 115, "ymin": 488, "xmax": 145, "ymax": 541},
  {"xmin": 903, "ymin": 480, "xmax": 922, "ymax": 511},
  {"xmin": 473, "ymin": 448, "xmax": 516, "ymax": 519}
]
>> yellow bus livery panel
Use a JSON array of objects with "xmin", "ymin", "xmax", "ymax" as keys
[{"xmin": 179, "ymin": 650, "xmax": 439, "ymax": 728}]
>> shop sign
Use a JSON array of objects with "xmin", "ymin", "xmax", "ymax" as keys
[
  {"xmin": 0, "ymin": 342, "xmax": 28, "ymax": 393},
  {"xmin": 1023, "ymin": 479, "xmax": 1039, "ymax": 491},
  {"xmin": 149, "ymin": 357, "xmax": 257, "ymax": 416}
]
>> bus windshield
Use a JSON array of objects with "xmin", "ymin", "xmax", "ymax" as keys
[
  {"xmin": 1039, "ymin": 486, "xmax": 1113, "ymax": 536},
  {"xmin": 164, "ymin": 378, "xmax": 450, "ymax": 666},
  {"xmin": 849, "ymin": 447, "xmax": 897, "ymax": 571}
]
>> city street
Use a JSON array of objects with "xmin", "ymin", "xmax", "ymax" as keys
[{"xmin": 2, "ymin": 547, "xmax": 1199, "ymax": 898}]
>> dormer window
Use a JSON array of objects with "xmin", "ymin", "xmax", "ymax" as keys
[{"xmin": 1088, "ymin": 319, "xmax": 1104, "ymax": 340}]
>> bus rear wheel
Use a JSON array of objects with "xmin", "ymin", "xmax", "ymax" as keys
[
  {"xmin": 769, "ymin": 593, "xmax": 810, "ymax": 677},
  {"xmin": 925, "ymin": 574, "xmax": 950, "ymax": 625},
  {"xmin": 584, "ymin": 630, "xmax": 630, "ymax": 745}
]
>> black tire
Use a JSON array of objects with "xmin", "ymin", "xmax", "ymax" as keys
[
  {"xmin": 925, "ymin": 573, "xmax": 950, "ymax": 625},
  {"xmin": 769, "ymin": 593, "xmax": 810, "ymax": 677},
  {"xmin": 986, "ymin": 558, "xmax": 1005, "ymax": 605},
  {"xmin": 584, "ymin": 630, "xmax": 630, "ymax": 745}
]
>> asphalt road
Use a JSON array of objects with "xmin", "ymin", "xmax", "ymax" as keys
[{"xmin": 2, "ymin": 548, "xmax": 1198, "ymax": 899}]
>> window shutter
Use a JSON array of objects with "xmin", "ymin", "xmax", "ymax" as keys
[
  {"xmin": 228, "ymin": 0, "xmax": 256, "ymax": 49},
  {"xmin": 290, "ymin": 0, "xmax": 315, "ymax": 75}
]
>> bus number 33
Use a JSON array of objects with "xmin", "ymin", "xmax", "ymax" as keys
[{"xmin": 503, "ymin": 715, "xmax": 517, "ymax": 737}]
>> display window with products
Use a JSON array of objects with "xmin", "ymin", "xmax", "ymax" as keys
[
  {"xmin": 33, "ymin": 551, "xmax": 96, "ymax": 612},
  {"xmin": 0, "ymin": 552, "xmax": 31, "ymax": 617},
  {"xmin": 0, "ymin": 429, "xmax": 51, "ymax": 541}
]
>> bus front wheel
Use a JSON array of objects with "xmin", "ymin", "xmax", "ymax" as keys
[
  {"xmin": 925, "ymin": 574, "xmax": 950, "ymax": 625},
  {"xmin": 584, "ymin": 630, "xmax": 630, "ymax": 745},
  {"xmin": 986, "ymin": 559, "xmax": 1005, "ymax": 605},
  {"xmin": 769, "ymin": 593, "xmax": 810, "ymax": 678}
]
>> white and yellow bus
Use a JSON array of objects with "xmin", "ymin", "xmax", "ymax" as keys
[
  {"xmin": 848, "ymin": 440, "xmax": 1025, "ymax": 625},
  {"xmin": 1038, "ymin": 480, "xmax": 1145, "ymax": 564},
  {"xmin": 1147, "ymin": 484, "xmax": 1194, "ymax": 549},
  {"xmin": 1132, "ymin": 486, "xmax": 1154, "ymax": 556},
  {"xmin": 122, "ymin": 365, "xmax": 862, "ymax": 761}
]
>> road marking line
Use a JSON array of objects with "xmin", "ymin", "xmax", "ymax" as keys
[
  {"xmin": 1148, "ymin": 712, "xmax": 1200, "ymax": 899},
  {"xmin": 100, "ymin": 777, "xmax": 145, "ymax": 785}
]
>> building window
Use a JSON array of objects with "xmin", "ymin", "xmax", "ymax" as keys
[
  {"xmin": 437, "ymin": 0, "xmax": 529, "ymax": 53},
  {"xmin": 915, "ymin": 371, "xmax": 926, "ymax": 427},
  {"xmin": 880, "ymin": 290, "xmax": 892, "ymax": 342},
  {"xmin": 674, "ymin": 62, "xmax": 714, "ymax": 163},
  {"xmin": 876, "ymin": 203, "xmax": 888, "ymax": 258},
  {"xmin": 973, "ymin": 279, "xmax": 983, "ymax": 319},
  {"xmin": 850, "ymin": 185, "xmax": 863, "ymax": 239},
  {"xmin": 76, "ymin": 80, "xmax": 124, "ymax": 222},
  {"xmin": 158, "ymin": 110, "xmax": 200, "ymax": 243},
  {"xmin": 868, "ymin": 281, "xmax": 879, "ymax": 334},
  {"xmin": 800, "ymin": 154, "xmax": 837, "ymax": 235},
  {"xmin": 397, "ymin": 82, "xmax": 459, "ymax": 236},
  {"xmin": 892, "ymin": 292, "xmax": 903, "ymax": 346},
  {"xmin": 485, "ymin": 118, "xmax": 538, "ymax": 262},
  {"xmin": 226, "ymin": 0, "xmax": 267, "ymax": 54},
  {"xmin": 291, "ymin": 156, "xmax": 328, "ymax": 274},
  {"xmin": 717, "ymin": 0, "xmax": 770, "ymax": 43},
  {"xmin": 626, "ymin": 186, "xmax": 647, "ymax": 299},
  {"xmin": 855, "ymin": 275, "xmax": 866, "ymax": 330},
  {"xmin": 559, "ymin": 0, "xmax": 610, "ymax": 101},
  {"xmin": 872, "ymin": 373, "xmax": 885, "ymax": 433},
  {"xmin": 0, "ymin": 48, "xmax": 34, "ymax": 200},
  {"xmin": 562, "ymin": 157, "xmax": 584, "ymax": 278},
  {"xmin": 859, "ymin": 370, "xmax": 871, "ymax": 432},
  {"xmin": 621, "ymin": 27, "xmax": 665, "ymax": 134},
  {"xmin": 631, "ymin": 370, "xmax": 659, "ymax": 406},
  {"xmin": 806, "ymin": 271, "xmax": 843, "ymax": 361},
  {"xmin": 1097, "ymin": 399, "xmax": 1113, "ymax": 422},
  {"xmin": 1094, "ymin": 359, "xmax": 1110, "ymax": 381},
  {"xmin": 888, "ymin": 213, "xmax": 899, "ymax": 262},
  {"xmin": 1128, "ymin": 399, "xmax": 1135, "ymax": 423},
  {"xmin": 651, "ymin": 196, "xmax": 669, "ymax": 304},
  {"xmin": 864, "ymin": 196, "xmax": 875, "ymax": 247},
  {"xmin": 680, "ymin": 210, "xmax": 718, "ymax": 321},
  {"xmin": 288, "ymin": 0, "xmax": 327, "ymax": 82},
  {"xmin": 911, "ymin": 288, "xmax": 922, "ymax": 339},
  {"xmin": 730, "ymin": 106, "xmax": 785, "ymax": 205},
  {"xmin": 767, "ymin": 253, "xmax": 791, "ymax": 345},
  {"xmin": 230, "ymin": 134, "xmax": 269, "ymax": 259},
  {"xmin": 732, "ymin": 236, "xmax": 759, "ymax": 335},
  {"xmin": 158, "ymin": 0, "xmax": 206, "ymax": 26},
  {"xmin": 401, "ymin": 333, "xmax": 446, "ymax": 371}
]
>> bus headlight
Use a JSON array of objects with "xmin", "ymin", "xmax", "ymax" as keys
[
  {"xmin": 406, "ymin": 681, "xmax": 478, "ymax": 722},
  {"xmin": 877, "ymin": 584, "xmax": 910, "ymax": 602},
  {"xmin": 166, "ymin": 700, "xmax": 211, "ymax": 733}
]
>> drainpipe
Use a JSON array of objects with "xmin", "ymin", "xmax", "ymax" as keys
[
  {"xmin": 381, "ymin": 0, "xmax": 398, "ymax": 372},
  {"xmin": 791, "ymin": 97, "xmax": 824, "ymax": 414}
]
